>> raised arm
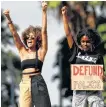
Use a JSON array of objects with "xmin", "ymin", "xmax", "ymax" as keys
[
  {"xmin": 3, "ymin": 10, "xmax": 25, "ymax": 51},
  {"xmin": 41, "ymin": 1, "xmax": 48, "ymax": 55},
  {"xmin": 61, "ymin": 6, "xmax": 73, "ymax": 48}
]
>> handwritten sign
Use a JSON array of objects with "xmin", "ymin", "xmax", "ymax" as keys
[{"xmin": 71, "ymin": 64, "xmax": 104, "ymax": 90}]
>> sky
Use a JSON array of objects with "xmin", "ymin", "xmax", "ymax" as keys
[{"xmin": 1, "ymin": 1, "xmax": 71, "ymax": 106}]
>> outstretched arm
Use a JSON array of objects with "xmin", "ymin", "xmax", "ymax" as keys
[
  {"xmin": 3, "ymin": 10, "xmax": 25, "ymax": 51},
  {"xmin": 41, "ymin": 1, "xmax": 48, "ymax": 55},
  {"xmin": 61, "ymin": 6, "xmax": 73, "ymax": 48}
]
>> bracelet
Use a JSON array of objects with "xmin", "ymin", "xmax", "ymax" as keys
[{"xmin": 8, "ymin": 21, "xmax": 12, "ymax": 24}]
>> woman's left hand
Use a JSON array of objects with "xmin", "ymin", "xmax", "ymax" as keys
[
  {"xmin": 103, "ymin": 75, "xmax": 106, "ymax": 82},
  {"xmin": 100, "ymin": 74, "xmax": 106, "ymax": 82},
  {"xmin": 42, "ymin": 1, "xmax": 47, "ymax": 12}
]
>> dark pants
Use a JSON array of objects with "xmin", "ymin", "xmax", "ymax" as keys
[{"xmin": 31, "ymin": 75, "xmax": 51, "ymax": 107}]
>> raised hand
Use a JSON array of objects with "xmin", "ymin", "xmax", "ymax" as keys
[
  {"xmin": 3, "ymin": 9, "xmax": 10, "ymax": 17},
  {"xmin": 42, "ymin": 1, "xmax": 47, "ymax": 12},
  {"xmin": 3, "ymin": 9, "xmax": 12, "ymax": 23},
  {"xmin": 61, "ymin": 6, "xmax": 68, "ymax": 15}
]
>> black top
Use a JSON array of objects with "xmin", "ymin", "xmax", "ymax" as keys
[
  {"xmin": 69, "ymin": 43, "xmax": 105, "ymax": 70},
  {"xmin": 21, "ymin": 58, "xmax": 43, "ymax": 71}
]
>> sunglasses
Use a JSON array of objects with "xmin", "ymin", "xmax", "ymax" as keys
[{"xmin": 26, "ymin": 36, "xmax": 35, "ymax": 40}]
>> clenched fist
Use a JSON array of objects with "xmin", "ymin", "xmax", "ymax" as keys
[
  {"xmin": 61, "ymin": 6, "xmax": 68, "ymax": 15},
  {"xmin": 42, "ymin": 1, "xmax": 47, "ymax": 12},
  {"xmin": 3, "ymin": 9, "xmax": 10, "ymax": 16}
]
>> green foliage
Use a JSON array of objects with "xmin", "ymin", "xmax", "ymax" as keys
[
  {"xmin": 97, "ymin": 23, "xmax": 106, "ymax": 71},
  {"xmin": 103, "ymin": 82, "xmax": 106, "ymax": 104},
  {"xmin": 97, "ymin": 24, "xmax": 106, "ymax": 34},
  {"xmin": 48, "ymin": 1, "xmax": 61, "ymax": 8},
  {"xmin": 88, "ymin": 1, "xmax": 102, "ymax": 7}
]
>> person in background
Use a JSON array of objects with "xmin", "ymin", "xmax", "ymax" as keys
[
  {"xmin": 61, "ymin": 6, "xmax": 105, "ymax": 107},
  {"xmin": 3, "ymin": 1, "xmax": 51, "ymax": 107}
]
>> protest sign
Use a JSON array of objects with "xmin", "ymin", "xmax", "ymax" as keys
[{"xmin": 71, "ymin": 64, "xmax": 103, "ymax": 90}]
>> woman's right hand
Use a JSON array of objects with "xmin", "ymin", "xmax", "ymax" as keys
[
  {"xmin": 3, "ymin": 9, "xmax": 10, "ymax": 17},
  {"xmin": 61, "ymin": 6, "xmax": 68, "ymax": 15}
]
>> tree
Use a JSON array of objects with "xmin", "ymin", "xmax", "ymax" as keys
[
  {"xmin": 1, "ymin": 9, "xmax": 21, "ymax": 107},
  {"xmin": 48, "ymin": 1, "xmax": 106, "ymax": 105}
]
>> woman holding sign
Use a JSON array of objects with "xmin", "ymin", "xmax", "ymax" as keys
[
  {"xmin": 61, "ymin": 6, "xmax": 105, "ymax": 107},
  {"xmin": 3, "ymin": 2, "xmax": 51, "ymax": 107}
]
